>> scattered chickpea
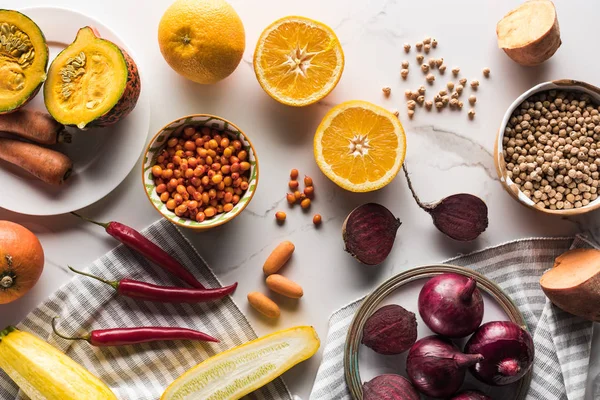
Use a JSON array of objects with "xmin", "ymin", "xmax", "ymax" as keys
[
  {"xmin": 468, "ymin": 109, "xmax": 476, "ymax": 119},
  {"xmin": 304, "ymin": 175, "xmax": 313, "ymax": 187},
  {"xmin": 382, "ymin": 87, "xmax": 391, "ymax": 97},
  {"xmin": 405, "ymin": 89, "xmax": 412, "ymax": 98},
  {"xmin": 301, "ymin": 198, "xmax": 311, "ymax": 209},
  {"xmin": 416, "ymin": 95, "xmax": 425, "ymax": 104},
  {"xmin": 435, "ymin": 58, "xmax": 444, "ymax": 67},
  {"xmin": 456, "ymin": 85, "xmax": 464, "ymax": 94},
  {"xmin": 313, "ymin": 214, "xmax": 322, "ymax": 225},
  {"xmin": 423, "ymin": 37, "xmax": 431, "ymax": 44},
  {"xmin": 403, "ymin": 43, "xmax": 411, "ymax": 53},
  {"xmin": 470, "ymin": 80, "xmax": 480, "ymax": 89},
  {"xmin": 421, "ymin": 64, "xmax": 430, "ymax": 73},
  {"xmin": 442, "ymin": 95, "xmax": 450, "ymax": 105},
  {"xmin": 416, "ymin": 54, "xmax": 424, "ymax": 63},
  {"xmin": 439, "ymin": 89, "xmax": 448, "ymax": 96},
  {"xmin": 418, "ymin": 85, "xmax": 426, "ymax": 95},
  {"xmin": 447, "ymin": 82, "xmax": 455, "ymax": 90},
  {"xmin": 426, "ymin": 73, "xmax": 435, "ymax": 84},
  {"xmin": 275, "ymin": 211, "xmax": 287, "ymax": 222},
  {"xmin": 439, "ymin": 65, "xmax": 447, "ymax": 74},
  {"xmin": 452, "ymin": 67, "xmax": 460, "ymax": 76},
  {"xmin": 431, "ymin": 38, "xmax": 438, "ymax": 48},
  {"xmin": 435, "ymin": 101, "xmax": 444, "ymax": 109},
  {"xmin": 408, "ymin": 109, "xmax": 415, "ymax": 118},
  {"xmin": 407, "ymin": 100, "xmax": 417, "ymax": 110},
  {"xmin": 290, "ymin": 169, "xmax": 299, "ymax": 180},
  {"xmin": 425, "ymin": 100, "xmax": 433, "ymax": 110},
  {"xmin": 428, "ymin": 58, "xmax": 436, "ymax": 68},
  {"xmin": 400, "ymin": 69, "xmax": 409, "ymax": 79},
  {"xmin": 450, "ymin": 98, "xmax": 459, "ymax": 108},
  {"xmin": 392, "ymin": 109, "xmax": 400, "ymax": 117},
  {"xmin": 401, "ymin": 60, "xmax": 409, "ymax": 69},
  {"xmin": 468, "ymin": 95, "xmax": 477, "ymax": 105},
  {"xmin": 458, "ymin": 101, "xmax": 464, "ymax": 109},
  {"xmin": 483, "ymin": 67, "xmax": 490, "ymax": 77},
  {"xmin": 459, "ymin": 78, "xmax": 467, "ymax": 86},
  {"xmin": 415, "ymin": 42, "xmax": 423, "ymax": 51},
  {"xmin": 423, "ymin": 44, "xmax": 431, "ymax": 53},
  {"xmin": 289, "ymin": 180, "xmax": 299, "ymax": 190}
]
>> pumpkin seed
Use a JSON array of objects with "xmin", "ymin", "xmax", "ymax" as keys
[
  {"xmin": 0, "ymin": 23, "xmax": 35, "ymax": 68},
  {"xmin": 59, "ymin": 52, "xmax": 87, "ymax": 100}
]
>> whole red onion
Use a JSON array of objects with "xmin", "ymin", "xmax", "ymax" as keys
[
  {"xmin": 363, "ymin": 374, "xmax": 420, "ymax": 400},
  {"xmin": 450, "ymin": 390, "xmax": 492, "ymax": 400},
  {"xmin": 406, "ymin": 335, "xmax": 483, "ymax": 398},
  {"xmin": 418, "ymin": 273, "xmax": 484, "ymax": 338},
  {"xmin": 464, "ymin": 321, "xmax": 534, "ymax": 386}
]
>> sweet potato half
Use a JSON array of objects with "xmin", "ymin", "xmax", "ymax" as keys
[
  {"xmin": 496, "ymin": 0, "xmax": 561, "ymax": 66},
  {"xmin": 540, "ymin": 248, "xmax": 600, "ymax": 322}
]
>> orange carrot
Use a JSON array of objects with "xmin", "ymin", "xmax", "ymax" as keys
[
  {"xmin": 0, "ymin": 138, "xmax": 73, "ymax": 185},
  {"xmin": 0, "ymin": 109, "xmax": 70, "ymax": 145}
]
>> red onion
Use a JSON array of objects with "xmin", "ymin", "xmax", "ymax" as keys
[
  {"xmin": 464, "ymin": 321, "xmax": 534, "ymax": 386},
  {"xmin": 363, "ymin": 374, "xmax": 420, "ymax": 400},
  {"xmin": 450, "ymin": 390, "xmax": 492, "ymax": 400},
  {"xmin": 418, "ymin": 273, "xmax": 484, "ymax": 338},
  {"xmin": 406, "ymin": 335, "xmax": 483, "ymax": 398}
]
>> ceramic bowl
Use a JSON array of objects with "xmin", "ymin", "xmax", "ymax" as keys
[
  {"xmin": 495, "ymin": 79, "xmax": 600, "ymax": 216},
  {"xmin": 142, "ymin": 114, "xmax": 259, "ymax": 230}
]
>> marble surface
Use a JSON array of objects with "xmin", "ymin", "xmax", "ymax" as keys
[{"xmin": 1, "ymin": 0, "xmax": 599, "ymax": 398}]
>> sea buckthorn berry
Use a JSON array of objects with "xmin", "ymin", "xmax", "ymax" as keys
[
  {"xmin": 156, "ymin": 184, "xmax": 167, "ymax": 194},
  {"xmin": 313, "ymin": 214, "xmax": 322, "ymax": 225},
  {"xmin": 287, "ymin": 193, "xmax": 296, "ymax": 204},
  {"xmin": 224, "ymin": 203, "xmax": 234, "ymax": 212},
  {"xmin": 240, "ymin": 162, "xmax": 251, "ymax": 171},
  {"xmin": 167, "ymin": 137, "xmax": 178, "ymax": 148},
  {"xmin": 304, "ymin": 186, "xmax": 314, "ymax": 198},
  {"xmin": 160, "ymin": 192, "xmax": 170, "ymax": 202},
  {"xmin": 290, "ymin": 169, "xmax": 299, "ymax": 179},
  {"xmin": 237, "ymin": 150, "xmax": 248, "ymax": 161},
  {"xmin": 294, "ymin": 191, "xmax": 302, "ymax": 200},
  {"xmin": 196, "ymin": 212, "xmax": 206, "ymax": 222},
  {"xmin": 304, "ymin": 175, "xmax": 313, "ymax": 186},
  {"xmin": 184, "ymin": 141, "xmax": 196, "ymax": 151},
  {"xmin": 152, "ymin": 165, "xmax": 163, "ymax": 177},
  {"xmin": 289, "ymin": 180, "xmax": 299, "ymax": 190},
  {"xmin": 166, "ymin": 199, "xmax": 176, "ymax": 210},
  {"xmin": 301, "ymin": 198, "xmax": 311, "ymax": 209},
  {"xmin": 275, "ymin": 211, "xmax": 286, "ymax": 222}
]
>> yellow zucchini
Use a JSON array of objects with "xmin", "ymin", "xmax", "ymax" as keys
[{"xmin": 0, "ymin": 326, "xmax": 117, "ymax": 400}]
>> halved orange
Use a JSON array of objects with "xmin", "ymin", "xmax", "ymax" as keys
[
  {"xmin": 314, "ymin": 101, "xmax": 407, "ymax": 192},
  {"xmin": 253, "ymin": 16, "xmax": 344, "ymax": 107}
]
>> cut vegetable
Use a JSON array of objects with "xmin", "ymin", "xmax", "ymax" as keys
[
  {"xmin": 0, "ymin": 326, "xmax": 117, "ymax": 399},
  {"xmin": 0, "ymin": 109, "xmax": 69, "ymax": 144},
  {"xmin": 0, "ymin": 10, "xmax": 48, "ymax": 114},
  {"xmin": 161, "ymin": 326, "xmax": 319, "ymax": 400},
  {"xmin": 44, "ymin": 27, "xmax": 140, "ymax": 129},
  {"xmin": 0, "ymin": 137, "xmax": 73, "ymax": 185},
  {"xmin": 540, "ymin": 248, "xmax": 600, "ymax": 322},
  {"xmin": 496, "ymin": 0, "xmax": 561, "ymax": 66}
]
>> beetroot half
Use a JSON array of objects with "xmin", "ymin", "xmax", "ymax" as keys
[
  {"xmin": 464, "ymin": 321, "xmax": 534, "ymax": 386},
  {"xmin": 362, "ymin": 304, "xmax": 417, "ymax": 355},
  {"xmin": 418, "ymin": 272, "xmax": 484, "ymax": 338},
  {"xmin": 342, "ymin": 203, "xmax": 401, "ymax": 265},
  {"xmin": 363, "ymin": 374, "xmax": 420, "ymax": 400},
  {"xmin": 450, "ymin": 390, "xmax": 493, "ymax": 400},
  {"xmin": 406, "ymin": 335, "xmax": 483, "ymax": 398}
]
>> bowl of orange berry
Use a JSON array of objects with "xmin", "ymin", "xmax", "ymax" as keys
[{"xmin": 142, "ymin": 114, "xmax": 259, "ymax": 230}]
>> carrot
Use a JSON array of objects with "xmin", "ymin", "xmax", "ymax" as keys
[
  {"xmin": 0, "ymin": 109, "xmax": 70, "ymax": 145},
  {"xmin": 540, "ymin": 248, "xmax": 600, "ymax": 322},
  {"xmin": 0, "ymin": 138, "xmax": 73, "ymax": 185}
]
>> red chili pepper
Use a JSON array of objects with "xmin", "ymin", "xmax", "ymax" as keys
[
  {"xmin": 52, "ymin": 317, "xmax": 218, "ymax": 346},
  {"xmin": 71, "ymin": 212, "xmax": 205, "ymax": 289},
  {"xmin": 69, "ymin": 267, "xmax": 237, "ymax": 303}
]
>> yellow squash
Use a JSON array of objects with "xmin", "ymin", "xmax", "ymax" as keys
[{"xmin": 0, "ymin": 326, "xmax": 117, "ymax": 400}]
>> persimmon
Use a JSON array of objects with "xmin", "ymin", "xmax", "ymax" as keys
[{"xmin": 0, "ymin": 221, "xmax": 44, "ymax": 304}]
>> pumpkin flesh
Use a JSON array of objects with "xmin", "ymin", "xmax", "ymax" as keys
[{"xmin": 0, "ymin": 10, "xmax": 48, "ymax": 114}]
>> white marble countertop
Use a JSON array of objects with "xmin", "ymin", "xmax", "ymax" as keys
[{"xmin": 1, "ymin": 0, "xmax": 599, "ymax": 398}]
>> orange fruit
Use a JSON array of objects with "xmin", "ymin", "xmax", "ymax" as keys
[
  {"xmin": 314, "ymin": 101, "xmax": 407, "ymax": 192},
  {"xmin": 158, "ymin": 0, "xmax": 245, "ymax": 84},
  {"xmin": 253, "ymin": 16, "xmax": 344, "ymax": 107}
]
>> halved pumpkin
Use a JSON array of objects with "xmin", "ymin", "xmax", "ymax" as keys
[
  {"xmin": 44, "ymin": 26, "xmax": 141, "ymax": 129},
  {"xmin": 0, "ymin": 10, "xmax": 48, "ymax": 114}
]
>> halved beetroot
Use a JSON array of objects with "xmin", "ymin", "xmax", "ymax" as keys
[{"xmin": 44, "ymin": 26, "xmax": 140, "ymax": 129}]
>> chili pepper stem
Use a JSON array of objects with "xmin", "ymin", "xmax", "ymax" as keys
[
  {"xmin": 70, "ymin": 212, "xmax": 110, "ymax": 229},
  {"xmin": 402, "ymin": 164, "xmax": 434, "ymax": 212},
  {"xmin": 68, "ymin": 266, "xmax": 119, "ymax": 291},
  {"xmin": 52, "ymin": 317, "xmax": 91, "ymax": 343}
]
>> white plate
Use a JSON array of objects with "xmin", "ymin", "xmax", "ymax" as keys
[{"xmin": 0, "ymin": 7, "xmax": 150, "ymax": 216}]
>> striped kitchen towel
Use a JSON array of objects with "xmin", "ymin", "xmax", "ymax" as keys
[
  {"xmin": 310, "ymin": 236, "xmax": 596, "ymax": 400},
  {"xmin": 0, "ymin": 219, "xmax": 292, "ymax": 400}
]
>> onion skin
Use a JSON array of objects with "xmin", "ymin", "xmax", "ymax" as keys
[
  {"xmin": 406, "ymin": 335, "xmax": 483, "ymax": 398},
  {"xmin": 418, "ymin": 273, "xmax": 484, "ymax": 338},
  {"xmin": 342, "ymin": 203, "xmax": 401, "ymax": 266},
  {"xmin": 464, "ymin": 321, "xmax": 534, "ymax": 386},
  {"xmin": 363, "ymin": 374, "xmax": 420, "ymax": 400},
  {"xmin": 450, "ymin": 390, "xmax": 492, "ymax": 400},
  {"xmin": 362, "ymin": 304, "xmax": 417, "ymax": 355}
]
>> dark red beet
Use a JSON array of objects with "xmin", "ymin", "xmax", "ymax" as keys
[
  {"xmin": 464, "ymin": 321, "xmax": 534, "ymax": 386},
  {"xmin": 450, "ymin": 390, "xmax": 493, "ymax": 400},
  {"xmin": 403, "ymin": 165, "xmax": 488, "ymax": 241},
  {"xmin": 343, "ymin": 203, "xmax": 401, "ymax": 265},
  {"xmin": 363, "ymin": 374, "xmax": 420, "ymax": 400},
  {"xmin": 362, "ymin": 304, "xmax": 417, "ymax": 355},
  {"xmin": 418, "ymin": 273, "xmax": 484, "ymax": 338},
  {"xmin": 406, "ymin": 335, "xmax": 483, "ymax": 398}
]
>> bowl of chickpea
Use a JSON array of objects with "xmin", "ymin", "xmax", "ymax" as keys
[
  {"xmin": 495, "ymin": 79, "xmax": 600, "ymax": 216},
  {"xmin": 142, "ymin": 114, "xmax": 259, "ymax": 230}
]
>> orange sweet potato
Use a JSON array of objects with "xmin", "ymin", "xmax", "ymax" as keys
[{"xmin": 540, "ymin": 248, "xmax": 600, "ymax": 322}]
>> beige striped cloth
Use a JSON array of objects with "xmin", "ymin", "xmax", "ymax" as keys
[
  {"xmin": 310, "ymin": 236, "xmax": 595, "ymax": 400},
  {"xmin": 0, "ymin": 219, "xmax": 292, "ymax": 400}
]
